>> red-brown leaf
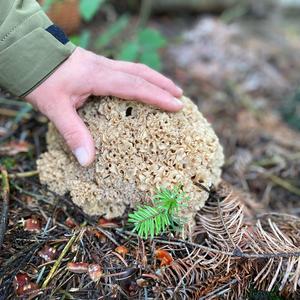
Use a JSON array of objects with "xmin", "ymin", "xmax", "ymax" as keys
[
  {"xmin": 115, "ymin": 245, "xmax": 129, "ymax": 256},
  {"xmin": 23, "ymin": 218, "xmax": 41, "ymax": 232},
  {"xmin": 88, "ymin": 264, "xmax": 102, "ymax": 282},
  {"xmin": 0, "ymin": 140, "xmax": 31, "ymax": 156},
  {"xmin": 155, "ymin": 249, "xmax": 173, "ymax": 266}
]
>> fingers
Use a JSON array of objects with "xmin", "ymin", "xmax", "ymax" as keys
[
  {"xmin": 93, "ymin": 70, "xmax": 184, "ymax": 112},
  {"xmin": 46, "ymin": 101, "xmax": 95, "ymax": 166},
  {"xmin": 104, "ymin": 59, "xmax": 183, "ymax": 98}
]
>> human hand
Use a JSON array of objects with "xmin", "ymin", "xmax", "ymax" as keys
[{"xmin": 26, "ymin": 47, "xmax": 183, "ymax": 166}]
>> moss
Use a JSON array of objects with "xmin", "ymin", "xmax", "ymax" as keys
[{"xmin": 37, "ymin": 96, "xmax": 224, "ymax": 223}]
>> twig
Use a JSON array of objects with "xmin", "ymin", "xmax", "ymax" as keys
[
  {"xmin": 138, "ymin": 0, "xmax": 152, "ymax": 27},
  {"xmin": 198, "ymin": 278, "xmax": 239, "ymax": 300},
  {"xmin": 267, "ymin": 174, "xmax": 300, "ymax": 197},
  {"xmin": 155, "ymin": 237, "xmax": 300, "ymax": 259},
  {"xmin": 0, "ymin": 103, "xmax": 32, "ymax": 143},
  {"xmin": 0, "ymin": 97, "xmax": 25, "ymax": 106},
  {"xmin": 0, "ymin": 168, "xmax": 10, "ymax": 248},
  {"xmin": 8, "ymin": 170, "xmax": 39, "ymax": 179},
  {"xmin": 118, "ymin": 229, "xmax": 234, "ymax": 255},
  {"xmin": 0, "ymin": 107, "xmax": 31, "ymax": 119},
  {"xmin": 42, "ymin": 233, "xmax": 78, "ymax": 288},
  {"xmin": 96, "ymin": 226, "xmax": 120, "ymax": 246}
]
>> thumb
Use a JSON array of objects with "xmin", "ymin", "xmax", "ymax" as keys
[{"xmin": 47, "ymin": 103, "xmax": 95, "ymax": 166}]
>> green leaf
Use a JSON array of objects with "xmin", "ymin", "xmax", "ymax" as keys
[
  {"xmin": 70, "ymin": 31, "xmax": 91, "ymax": 48},
  {"xmin": 117, "ymin": 41, "xmax": 139, "ymax": 61},
  {"xmin": 140, "ymin": 52, "xmax": 161, "ymax": 71},
  {"xmin": 69, "ymin": 35, "xmax": 81, "ymax": 46},
  {"xmin": 138, "ymin": 28, "xmax": 167, "ymax": 50},
  {"xmin": 79, "ymin": 30, "xmax": 91, "ymax": 48},
  {"xmin": 80, "ymin": 0, "xmax": 104, "ymax": 22},
  {"xmin": 41, "ymin": 0, "xmax": 57, "ymax": 12},
  {"xmin": 281, "ymin": 88, "xmax": 300, "ymax": 131},
  {"xmin": 95, "ymin": 15, "xmax": 129, "ymax": 49},
  {"xmin": 1, "ymin": 157, "xmax": 16, "ymax": 170},
  {"xmin": 128, "ymin": 185, "xmax": 189, "ymax": 239}
]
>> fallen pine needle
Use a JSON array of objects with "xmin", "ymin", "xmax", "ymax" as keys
[{"xmin": 42, "ymin": 232, "xmax": 78, "ymax": 288}]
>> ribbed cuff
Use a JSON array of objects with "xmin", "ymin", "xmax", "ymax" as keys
[{"xmin": 0, "ymin": 27, "xmax": 76, "ymax": 97}]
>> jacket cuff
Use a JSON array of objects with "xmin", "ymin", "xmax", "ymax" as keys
[{"xmin": 0, "ymin": 27, "xmax": 76, "ymax": 97}]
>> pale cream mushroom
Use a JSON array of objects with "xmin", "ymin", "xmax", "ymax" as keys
[{"xmin": 37, "ymin": 96, "xmax": 224, "ymax": 224}]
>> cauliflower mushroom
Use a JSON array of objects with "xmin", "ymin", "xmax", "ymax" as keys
[{"xmin": 37, "ymin": 96, "xmax": 224, "ymax": 224}]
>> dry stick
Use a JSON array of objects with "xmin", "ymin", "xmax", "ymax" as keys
[
  {"xmin": 0, "ymin": 168, "xmax": 10, "ymax": 248},
  {"xmin": 8, "ymin": 170, "xmax": 39, "ymax": 179},
  {"xmin": 0, "ymin": 107, "xmax": 31, "ymax": 119},
  {"xmin": 267, "ymin": 174, "xmax": 300, "ymax": 197},
  {"xmin": 155, "ymin": 236, "xmax": 300, "ymax": 260},
  {"xmin": 138, "ymin": 0, "xmax": 152, "ymax": 27},
  {"xmin": 118, "ymin": 229, "xmax": 234, "ymax": 256},
  {"xmin": 42, "ymin": 233, "xmax": 77, "ymax": 288},
  {"xmin": 97, "ymin": 226, "xmax": 120, "ymax": 246}
]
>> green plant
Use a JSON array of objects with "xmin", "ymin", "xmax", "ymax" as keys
[
  {"xmin": 43, "ymin": 1, "xmax": 167, "ymax": 70},
  {"xmin": 95, "ymin": 15, "xmax": 129, "ymax": 49},
  {"xmin": 117, "ymin": 28, "xmax": 167, "ymax": 71},
  {"xmin": 70, "ymin": 30, "xmax": 91, "ymax": 48},
  {"xmin": 79, "ymin": 0, "xmax": 105, "ymax": 22},
  {"xmin": 42, "ymin": 0, "xmax": 105, "ymax": 20},
  {"xmin": 41, "ymin": 0, "xmax": 58, "ymax": 12},
  {"xmin": 282, "ymin": 88, "xmax": 300, "ymax": 131},
  {"xmin": 128, "ymin": 185, "xmax": 189, "ymax": 239},
  {"xmin": 0, "ymin": 157, "xmax": 16, "ymax": 170}
]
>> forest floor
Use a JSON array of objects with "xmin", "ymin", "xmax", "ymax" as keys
[{"xmin": 0, "ymin": 13, "xmax": 300, "ymax": 300}]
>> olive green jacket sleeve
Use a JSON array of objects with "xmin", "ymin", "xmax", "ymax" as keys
[{"xmin": 0, "ymin": 0, "xmax": 76, "ymax": 97}]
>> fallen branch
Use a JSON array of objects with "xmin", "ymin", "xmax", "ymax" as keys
[{"xmin": 155, "ymin": 238, "xmax": 300, "ymax": 260}]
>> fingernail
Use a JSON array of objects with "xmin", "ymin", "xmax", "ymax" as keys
[
  {"xmin": 176, "ymin": 86, "xmax": 183, "ymax": 94},
  {"xmin": 73, "ymin": 147, "xmax": 90, "ymax": 166},
  {"xmin": 174, "ymin": 97, "xmax": 184, "ymax": 107}
]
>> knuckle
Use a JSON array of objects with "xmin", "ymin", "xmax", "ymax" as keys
[
  {"xmin": 38, "ymin": 99, "xmax": 57, "ymax": 116},
  {"xmin": 132, "ymin": 76, "xmax": 145, "ymax": 90},
  {"xmin": 62, "ymin": 128, "xmax": 80, "ymax": 147},
  {"xmin": 135, "ymin": 63, "xmax": 149, "ymax": 73},
  {"xmin": 166, "ymin": 78, "xmax": 173, "ymax": 85}
]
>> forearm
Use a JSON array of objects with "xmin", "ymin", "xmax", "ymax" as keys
[{"xmin": 0, "ymin": 0, "xmax": 75, "ymax": 97}]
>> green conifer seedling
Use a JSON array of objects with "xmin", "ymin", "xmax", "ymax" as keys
[{"xmin": 128, "ymin": 185, "xmax": 189, "ymax": 239}]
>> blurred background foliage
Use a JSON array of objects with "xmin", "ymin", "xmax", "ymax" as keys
[
  {"xmin": 41, "ymin": 0, "xmax": 168, "ymax": 70},
  {"xmin": 282, "ymin": 88, "xmax": 300, "ymax": 131},
  {"xmin": 38, "ymin": 1, "xmax": 300, "ymax": 132}
]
